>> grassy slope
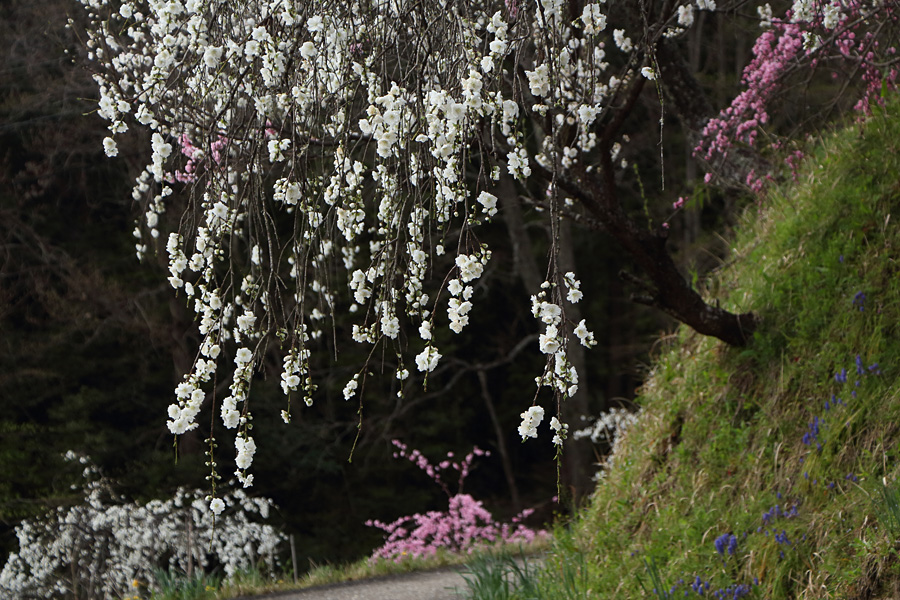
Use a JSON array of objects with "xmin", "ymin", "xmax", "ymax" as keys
[{"xmin": 543, "ymin": 102, "xmax": 900, "ymax": 599}]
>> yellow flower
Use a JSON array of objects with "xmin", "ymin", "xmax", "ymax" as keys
[{"xmin": 132, "ymin": 579, "xmax": 140, "ymax": 588}]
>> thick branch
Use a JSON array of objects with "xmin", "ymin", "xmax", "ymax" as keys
[
  {"xmin": 596, "ymin": 171, "xmax": 756, "ymax": 345},
  {"xmin": 523, "ymin": 108, "xmax": 757, "ymax": 346}
]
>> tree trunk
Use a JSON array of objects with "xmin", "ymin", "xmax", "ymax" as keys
[
  {"xmin": 557, "ymin": 217, "xmax": 594, "ymax": 497},
  {"xmin": 476, "ymin": 369, "xmax": 522, "ymax": 512},
  {"xmin": 575, "ymin": 55, "xmax": 758, "ymax": 348}
]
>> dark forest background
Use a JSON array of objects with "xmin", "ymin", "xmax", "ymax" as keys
[{"xmin": 0, "ymin": 0, "xmax": 772, "ymax": 568}]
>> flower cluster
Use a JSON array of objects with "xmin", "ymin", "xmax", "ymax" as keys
[
  {"xmin": 760, "ymin": 500, "xmax": 799, "ymax": 528},
  {"xmin": 390, "ymin": 439, "xmax": 485, "ymax": 496},
  {"xmin": 518, "ymin": 405, "xmax": 545, "ymax": 440},
  {"xmin": 654, "ymin": 574, "xmax": 756, "ymax": 600},
  {"xmin": 529, "ymin": 274, "xmax": 595, "ymax": 410},
  {"xmin": 713, "ymin": 533, "xmax": 738, "ymax": 556},
  {"xmin": 799, "ymin": 353, "xmax": 881, "ymax": 456},
  {"xmin": 575, "ymin": 406, "xmax": 640, "ymax": 479},
  {"xmin": 697, "ymin": 0, "xmax": 900, "ymax": 190},
  {"xmin": 0, "ymin": 454, "xmax": 282, "ymax": 600},
  {"xmin": 366, "ymin": 441, "xmax": 544, "ymax": 562}
]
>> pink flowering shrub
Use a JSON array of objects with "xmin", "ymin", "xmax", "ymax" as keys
[{"xmin": 365, "ymin": 440, "xmax": 544, "ymax": 563}]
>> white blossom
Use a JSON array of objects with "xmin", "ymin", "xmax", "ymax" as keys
[
  {"xmin": 209, "ymin": 497, "xmax": 226, "ymax": 515},
  {"xmin": 300, "ymin": 41, "xmax": 317, "ymax": 59},
  {"xmin": 574, "ymin": 319, "xmax": 597, "ymax": 347},
  {"xmin": 550, "ymin": 416, "xmax": 568, "ymax": 445},
  {"xmin": 539, "ymin": 324, "xmax": 561, "ymax": 354},
  {"xmin": 343, "ymin": 374, "xmax": 359, "ymax": 399},
  {"xmin": 103, "ymin": 136, "xmax": 118, "ymax": 157},
  {"xmin": 0, "ymin": 457, "xmax": 283, "ymax": 596},
  {"xmin": 518, "ymin": 405, "xmax": 544, "ymax": 440},
  {"xmin": 415, "ymin": 346, "xmax": 442, "ymax": 372},
  {"xmin": 203, "ymin": 46, "xmax": 223, "ymax": 69},
  {"xmin": 581, "ymin": 3, "xmax": 608, "ymax": 35},
  {"xmin": 677, "ymin": 4, "xmax": 695, "ymax": 27},
  {"xmin": 525, "ymin": 64, "xmax": 550, "ymax": 97},
  {"xmin": 235, "ymin": 436, "xmax": 256, "ymax": 470},
  {"xmin": 477, "ymin": 191, "xmax": 498, "ymax": 217},
  {"xmin": 613, "ymin": 29, "xmax": 633, "ymax": 53}
]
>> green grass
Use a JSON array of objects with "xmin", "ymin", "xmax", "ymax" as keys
[
  {"xmin": 149, "ymin": 569, "xmax": 221, "ymax": 600},
  {"xmin": 455, "ymin": 549, "xmax": 543, "ymax": 600},
  {"xmin": 528, "ymin": 101, "xmax": 900, "ymax": 599}
]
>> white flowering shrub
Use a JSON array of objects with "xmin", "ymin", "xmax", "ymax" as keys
[
  {"xmin": 574, "ymin": 407, "xmax": 640, "ymax": 480},
  {"xmin": 0, "ymin": 456, "xmax": 283, "ymax": 600}
]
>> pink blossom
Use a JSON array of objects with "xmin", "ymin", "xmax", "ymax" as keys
[{"xmin": 366, "ymin": 441, "xmax": 544, "ymax": 562}]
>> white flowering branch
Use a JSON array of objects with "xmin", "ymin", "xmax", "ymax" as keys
[{"xmin": 79, "ymin": 0, "xmax": 804, "ymax": 485}]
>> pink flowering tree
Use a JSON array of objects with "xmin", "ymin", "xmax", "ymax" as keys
[
  {"xmin": 78, "ymin": 0, "xmax": 899, "ymax": 501},
  {"xmin": 696, "ymin": 1, "xmax": 900, "ymax": 191},
  {"xmin": 366, "ymin": 441, "xmax": 542, "ymax": 562}
]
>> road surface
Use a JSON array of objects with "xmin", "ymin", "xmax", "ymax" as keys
[{"xmin": 232, "ymin": 567, "xmax": 469, "ymax": 600}]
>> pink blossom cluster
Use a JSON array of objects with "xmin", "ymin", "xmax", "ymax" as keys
[
  {"xmin": 696, "ymin": 24, "xmax": 804, "ymax": 164},
  {"xmin": 784, "ymin": 150, "xmax": 806, "ymax": 181},
  {"xmin": 697, "ymin": 1, "xmax": 900, "ymax": 194},
  {"xmin": 173, "ymin": 134, "xmax": 227, "ymax": 183},
  {"xmin": 390, "ymin": 438, "xmax": 487, "ymax": 496},
  {"xmin": 845, "ymin": 33, "xmax": 899, "ymax": 114},
  {"xmin": 366, "ymin": 494, "xmax": 539, "ymax": 562},
  {"xmin": 744, "ymin": 168, "xmax": 772, "ymax": 194},
  {"xmin": 367, "ymin": 440, "xmax": 544, "ymax": 562}
]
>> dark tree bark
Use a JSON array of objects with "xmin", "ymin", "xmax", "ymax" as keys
[
  {"xmin": 476, "ymin": 369, "xmax": 522, "ymax": 512},
  {"xmin": 557, "ymin": 217, "xmax": 594, "ymax": 496},
  {"xmin": 533, "ymin": 68, "xmax": 758, "ymax": 348}
]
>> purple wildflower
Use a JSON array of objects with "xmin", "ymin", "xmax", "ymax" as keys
[
  {"xmin": 802, "ymin": 416, "xmax": 822, "ymax": 448},
  {"xmin": 714, "ymin": 533, "xmax": 737, "ymax": 556},
  {"xmin": 691, "ymin": 575, "xmax": 710, "ymax": 595},
  {"xmin": 774, "ymin": 530, "xmax": 791, "ymax": 546}
]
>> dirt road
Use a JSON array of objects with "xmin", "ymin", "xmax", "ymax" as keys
[{"xmin": 232, "ymin": 567, "xmax": 469, "ymax": 600}]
